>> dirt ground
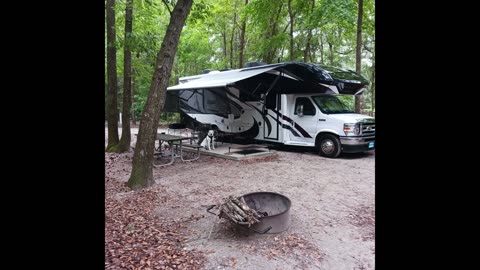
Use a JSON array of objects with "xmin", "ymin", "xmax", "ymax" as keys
[{"xmin": 106, "ymin": 127, "xmax": 375, "ymax": 270}]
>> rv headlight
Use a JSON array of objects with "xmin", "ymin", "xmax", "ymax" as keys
[{"xmin": 344, "ymin": 123, "xmax": 361, "ymax": 136}]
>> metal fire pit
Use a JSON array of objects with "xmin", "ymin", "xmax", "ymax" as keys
[{"xmin": 242, "ymin": 192, "xmax": 291, "ymax": 234}]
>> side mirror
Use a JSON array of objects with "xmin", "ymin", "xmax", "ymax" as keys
[{"xmin": 296, "ymin": 105, "xmax": 304, "ymax": 116}]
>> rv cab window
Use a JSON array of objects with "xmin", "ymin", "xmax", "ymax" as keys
[{"xmin": 294, "ymin": 97, "xmax": 316, "ymax": 116}]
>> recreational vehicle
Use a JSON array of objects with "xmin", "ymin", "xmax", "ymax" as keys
[{"xmin": 164, "ymin": 62, "xmax": 375, "ymax": 158}]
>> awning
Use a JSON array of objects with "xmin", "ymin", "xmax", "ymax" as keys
[
  {"xmin": 167, "ymin": 65, "xmax": 281, "ymax": 91},
  {"xmin": 167, "ymin": 62, "xmax": 368, "ymax": 95}
]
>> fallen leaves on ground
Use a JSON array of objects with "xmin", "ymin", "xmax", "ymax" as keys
[
  {"xmin": 244, "ymin": 233, "xmax": 324, "ymax": 262},
  {"xmin": 239, "ymin": 154, "xmax": 280, "ymax": 164},
  {"xmin": 105, "ymin": 170, "xmax": 205, "ymax": 270},
  {"xmin": 348, "ymin": 205, "xmax": 375, "ymax": 241}
]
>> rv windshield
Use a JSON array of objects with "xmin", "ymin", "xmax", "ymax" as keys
[{"xmin": 312, "ymin": 95, "xmax": 354, "ymax": 114}]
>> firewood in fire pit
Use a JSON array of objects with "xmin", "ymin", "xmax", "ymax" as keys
[{"xmin": 217, "ymin": 195, "xmax": 262, "ymax": 227}]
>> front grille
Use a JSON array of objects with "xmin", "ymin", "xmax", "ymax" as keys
[{"xmin": 361, "ymin": 123, "xmax": 375, "ymax": 135}]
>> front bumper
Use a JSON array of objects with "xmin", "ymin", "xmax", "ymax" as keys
[{"xmin": 340, "ymin": 135, "xmax": 375, "ymax": 153}]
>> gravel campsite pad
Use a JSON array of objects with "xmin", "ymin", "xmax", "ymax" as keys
[{"xmin": 105, "ymin": 128, "xmax": 375, "ymax": 270}]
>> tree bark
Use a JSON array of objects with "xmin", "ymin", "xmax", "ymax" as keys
[
  {"xmin": 370, "ymin": 47, "xmax": 375, "ymax": 116},
  {"xmin": 222, "ymin": 29, "xmax": 227, "ymax": 59},
  {"xmin": 118, "ymin": 0, "xmax": 134, "ymax": 152},
  {"xmin": 303, "ymin": 0, "xmax": 315, "ymax": 62},
  {"xmin": 127, "ymin": 0, "xmax": 193, "ymax": 190},
  {"xmin": 263, "ymin": 2, "xmax": 283, "ymax": 63},
  {"xmin": 131, "ymin": 67, "xmax": 136, "ymax": 125},
  {"xmin": 106, "ymin": 0, "xmax": 120, "ymax": 151},
  {"xmin": 238, "ymin": 0, "xmax": 248, "ymax": 68},
  {"xmin": 310, "ymin": 47, "xmax": 316, "ymax": 63},
  {"xmin": 328, "ymin": 42, "xmax": 334, "ymax": 65},
  {"xmin": 319, "ymin": 34, "xmax": 324, "ymax": 63},
  {"xmin": 355, "ymin": 0, "xmax": 364, "ymax": 113},
  {"xmin": 304, "ymin": 34, "xmax": 311, "ymax": 62},
  {"xmin": 230, "ymin": 10, "xmax": 237, "ymax": 69},
  {"xmin": 287, "ymin": 0, "xmax": 294, "ymax": 61}
]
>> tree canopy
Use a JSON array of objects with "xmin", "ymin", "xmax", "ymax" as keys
[{"xmin": 106, "ymin": 0, "xmax": 375, "ymax": 121}]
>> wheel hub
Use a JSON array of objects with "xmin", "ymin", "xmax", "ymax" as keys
[{"xmin": 321, "ymin": 139, "xmax": 335, "ymax": 154}]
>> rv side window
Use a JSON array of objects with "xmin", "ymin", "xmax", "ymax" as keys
[
  {"xmin": 294, "ymin": 97, "xmax": 316, "ymax": 116},
  {"xmin": 204, "ymin": 88, "xmax": 230, "ymax": 113},
  {"xmin": 180, "ymin": 90, "xmax": 203, "ymax": 113}
]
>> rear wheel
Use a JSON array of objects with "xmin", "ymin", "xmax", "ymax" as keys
[{"xmin": 317, "ymin": 134, "xmax": 341, "ymax": 158}]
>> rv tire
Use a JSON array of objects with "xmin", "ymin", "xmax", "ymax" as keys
[{"xmin": 317, "ymin": 134, "xmax": 341, "ymax": 158}]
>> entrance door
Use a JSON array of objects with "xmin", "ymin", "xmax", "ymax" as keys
[{"xmin": 263, "ymin": 93, "xmax": 280, "ymax": 140}]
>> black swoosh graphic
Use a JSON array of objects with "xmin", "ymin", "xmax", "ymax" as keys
[
  {"xmin": 282, "ymin": 124, "xmax": 300, "ymax": 137},
  {"xmin": 239, "ymin": 100, "xmax": 271, "ymax": 136},
  {"xmin": 272, "ymin": 109, "xmax": 312, "ymax": 138},
  {"xmin": 227, "ymin": 116, "xmax": 259, "ymax": 138}
]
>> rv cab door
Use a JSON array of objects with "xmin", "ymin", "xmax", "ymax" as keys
[{"xmin": 286, "ymin": 95, "xmax": 317, "ymax": 144}]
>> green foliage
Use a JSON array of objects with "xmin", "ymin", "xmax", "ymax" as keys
[
  {"xmin": 336, "ymin": 95, "xmax": 355, "ymax": 111},
  {"xmin": 159, "ymin": 112, "xmax": 180, "ymax": 123},
  {"xmin": 108, "ymin": 0, "xmax": 172, "ymax": 119},
  {"xmin": 187, "ymin": 0, "xmax": 212, "ymax": 24},
  {"xmin": 133, "ymin": 93, "xmax": 147, "ymax": 119},
  {"xmin": 245, "ymin": 0, "xmax": 288, "ymax": 62},
  {"xmin": 106, "ymin": 0, "xmax": 375, "ymax": 118}
]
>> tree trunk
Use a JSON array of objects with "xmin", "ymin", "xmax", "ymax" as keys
[
  {"xmin": 127, "ymin": 0, "xmax": 193, "ymax": 190},
  {"xmin": 355, "ymin": 0, "xmax": 364, "ymax": 113},
  {"xmin": 230, "ymin": 12, "xmax": 237, "ymax": 68},
  {"xmin": 118, "ymin": 0, "xmax": 134, "ymax": 152},
  {"xmin": 173, "ymin": 57, "xmax": 179, "ymax": 84},
  {"xmin": 287, "ymin": 0, "xmax": 294, "ymax": 61},
  {"xmin": 310, "ymin": 46, "xmax": 316, "ymax": 62},
  {"xmin": 328, "ymin": 42, "xmax": 334, "ymax": 65},
  {"xmin": 238, "ymin": 0, "xmax": 248, "ymax": 68},
  {"xmin": 370, "ymin": 48, "xmax": 375, "ymax": 116},
  {"xmin": 263, "ymin": 3, "xmax": 283, "ymax": 63},
  {"xmin": 222, "ymin": 29, "xmax": 227, "ymax": 60},
  {"xmin": 304, "ymin": 0, "xmax": 314, "ymax": 62},
  {"xmin": 230, "ymin": 6, "xmax": 237, "ymax": 69},
  {"xmin": 319, "ymin": 34, "xmax": 324, "ymax": 63},
  {"xmin": 304, "ymin": 35, "xmax": 311, "ymax": 62},
  {"xmin": 131, "ymin": 66, "xmax": 136, "ymax": 125},
  {"xmin": 106, "ymin": 0, "xmax": 120, "ymax": 151}
]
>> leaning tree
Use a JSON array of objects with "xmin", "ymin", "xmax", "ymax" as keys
[{"xmin": 127, "ymin": 0, "xmax": 194, "ymax": 190}]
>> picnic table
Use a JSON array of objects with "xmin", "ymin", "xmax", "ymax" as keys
[{"xmin": 153, "ymin": 133, "xmax": 201, "ymax": 167}]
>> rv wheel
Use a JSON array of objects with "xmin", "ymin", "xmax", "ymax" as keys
[{"xmin": 317, "ymin": 134, "xmax": 341, "ymax": 158}]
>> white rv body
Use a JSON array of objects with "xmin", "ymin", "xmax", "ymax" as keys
[{"xmin": 166, "ymin": 62, "xmax": 374, "ymax": 157}]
